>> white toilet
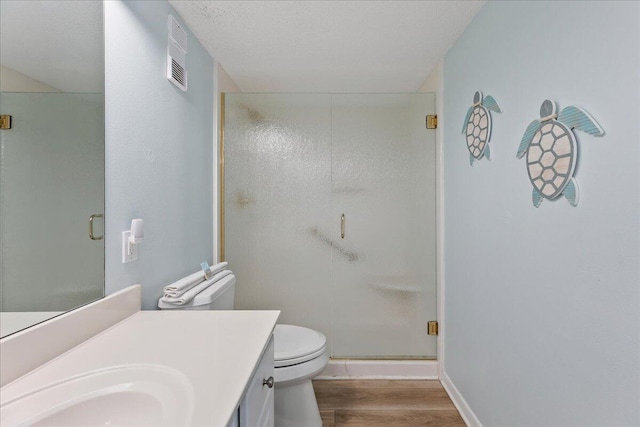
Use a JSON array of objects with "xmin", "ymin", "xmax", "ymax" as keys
[{"xmin": 158, "ymin": 275, "xmax": 328, "ymax": 427}]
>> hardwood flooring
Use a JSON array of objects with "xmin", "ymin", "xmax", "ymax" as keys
[{"xmin": 313, "ymin": 380, "xmax": 465, "ymax": 427}]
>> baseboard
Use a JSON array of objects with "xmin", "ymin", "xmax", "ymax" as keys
[
  {"xmin": 316, "ymin": 359, "xmax": 439, "ymax": 380},
  {"xmin": 440, "ymin": 371, "xmax": 482, "ymax": 427}
]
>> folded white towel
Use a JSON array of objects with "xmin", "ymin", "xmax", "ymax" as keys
[
  {"xmin": 205, "ymin": 261, "xmax": 228, "ymax": 279},
  {"xmin": 161, "ymin": 270, "xmax": 233, "ymax": 305},
  {"xmin": 163, "ymin": 262, "xmax": 229, "ymax": 298},
  {"xmin": 163, "ymin": 272, "xmax": 205, "ymax": 298}
]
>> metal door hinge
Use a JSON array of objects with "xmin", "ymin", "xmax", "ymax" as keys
[
  {"xmin": 0, "ymin": 115, "xmax": 11, "ymax": 130},
  {"xmin": 426, "ymin": 115, "xmax": 437, "ymax": 129},
  {"xmin": 427, "ymin": 321, "xmax": 438, "ymax": 336}
]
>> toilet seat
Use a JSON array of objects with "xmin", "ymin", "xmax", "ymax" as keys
[{"xmin": 274, "ymin": 324, "xmax": 327, "ymax": 368}]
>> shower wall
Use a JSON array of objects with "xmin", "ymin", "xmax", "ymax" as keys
[{"xmin": 224, "ymin": 93, "xmax": 437, "ymax": 358}]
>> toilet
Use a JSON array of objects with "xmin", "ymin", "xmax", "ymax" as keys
[{"xmin": 158, "ymin": 275, "xmax": 328, "ymax": 427}]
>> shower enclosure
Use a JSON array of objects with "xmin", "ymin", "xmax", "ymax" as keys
[
  {"xmin": 0, "ymin": 93, "xmax": 104, "ymax": 314},
  {"xmin": 223, "ymin": 93, "xmax": 436, "ymax": 359}
]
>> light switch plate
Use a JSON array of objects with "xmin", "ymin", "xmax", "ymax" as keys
[{"xmin": 122, "ymin": 231, "xmax": 138, "ymax": 263}]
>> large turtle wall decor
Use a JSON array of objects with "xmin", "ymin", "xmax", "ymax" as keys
[
  {"xmin": 517, "ymin": 99, "xmax": 604, "ymax": 208},
  {"xmin": 462, "ymin": 91, "xmax": 502, "ymax": 166}
]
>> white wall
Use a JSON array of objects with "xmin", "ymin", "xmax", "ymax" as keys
[
  {"xmin": 217, "ymin": 63, "xmax": 240, "ymax": 93},
  {"xmin": 0, "ymin": 1, "xmax": 104, "ymax": 94},
  {"xmin": 104, "ymin": 1, "xmax": 214, "ymax": 309},
  {"xmin": 443, "ymin": 2, "xmax": 639, "ymax": 426},
  {"xmin": 418, "ymin": 61, "xmax": 442, "ymax": 94},
  {"xmin": 0, "ymin": 65, "xmax": 60, "ymax": 92}
]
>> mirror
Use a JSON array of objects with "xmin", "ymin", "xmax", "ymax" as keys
[{"xmin": 0, "ymin": 1, "xmax": 105, "ymax": 337}]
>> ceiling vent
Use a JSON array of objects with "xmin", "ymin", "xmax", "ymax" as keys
[{"xmin": 167, "ymin": 15, "xmax": 187, "ymax": 91}]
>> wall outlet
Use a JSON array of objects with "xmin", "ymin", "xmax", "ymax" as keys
[{"xmin": 122, "ymin": 230, "xmax": 138, "ymax": 263}]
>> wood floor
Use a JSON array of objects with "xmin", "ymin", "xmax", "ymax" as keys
[{"xmin": 313, "ymin": 380, "xmax": 465, "ymax": 427}]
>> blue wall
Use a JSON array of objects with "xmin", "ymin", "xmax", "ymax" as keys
[
  {"xmin": 105, "ymin": 1, "xmax": 214, "ymax": 309},
  {"xmin": 443, "ymin": 1, "xmax": 639, "ymax": 425}
]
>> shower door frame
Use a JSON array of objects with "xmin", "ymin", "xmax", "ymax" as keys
[{"xmin": 219, "ymin": 92, "xmax": 227, "ymax": 262}]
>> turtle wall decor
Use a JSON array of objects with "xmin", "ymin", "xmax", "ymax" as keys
[
  {"xmin": 462, "ymin": 91, "xmax": 502, "ymax": 166},
  {"xmin": 516, "ymin": 99, "xmax": 604, "ymax": 208}
]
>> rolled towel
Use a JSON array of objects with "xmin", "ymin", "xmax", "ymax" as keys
[
  {"xmin": 163, "ymin": 262, "xmax": 228, "ymax": 298},
  {"xmin": 205, "ymin": 261, "xmax": 228, "ymax": 278},
  {"xmin": 161, "ymin": 270, "xmax": 233, "ymax": 305}
]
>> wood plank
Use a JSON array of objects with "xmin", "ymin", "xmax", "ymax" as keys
[
  {"xmin": 315, "ymin": 387, "xmax": 455, "ymax": 411},
  {"xmin": 313, "ymin": 379, "xmax": 444, "ymax": 390},
  {"xmin": 313, "ymin": 379, "xmax": 465, "ymax": 427},
  {"xmin": 334, "ymin": 409, "xmax": 466, "ymax": 427},
  {"xmin": 320, "ymin": 409, "xmax": 336, "ymax": 427}
]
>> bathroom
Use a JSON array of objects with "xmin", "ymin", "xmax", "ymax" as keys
[{"xmin": 0, "ymin": 1, "xmax": 638, "ymax": 426}]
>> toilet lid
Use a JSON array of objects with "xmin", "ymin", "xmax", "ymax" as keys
[{"xmin": 274, "ymin": 324, "xmax": 326, "ymax": 367}]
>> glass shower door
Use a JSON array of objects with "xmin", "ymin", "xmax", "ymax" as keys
[
  {"xmin": 0, "ymin": 93, "xmax": 104, "ymax": 312},
  {"xmin": 224, "ymin": 94, "xmax": 335, "ymax": 348},
  {"xmin": 330, "ymin": 94, "xmax": 437, "ymax": 358},
  {"xmin": 224, "ymin": 92, "xmax": 437, "ymax": 358}
]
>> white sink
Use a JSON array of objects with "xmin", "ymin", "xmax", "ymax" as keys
[{"xmin": 0, "ymin": 364, "xmax": 194, "ymax": 426}]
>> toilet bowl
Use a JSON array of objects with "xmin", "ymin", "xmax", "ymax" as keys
[
  {"xmin": 273, "ymin": 324, "xmax": 328, "ymax": 427},
  {"xmin": 158, "ymin": 275, "xmax": 328, "ymax": 427}
]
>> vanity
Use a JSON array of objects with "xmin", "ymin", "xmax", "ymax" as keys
[{"xmin": 0, "ymin": 286, "xmax": 280, "ymax": 426}]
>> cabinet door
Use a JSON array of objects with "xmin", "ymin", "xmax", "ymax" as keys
[
  {"xmin": 226, "ymin": 408, "xmax": 239, "ymax": 427},
  {"xmin": 240, "ymin": 336, "xmax": 274, "ymax": 427}
]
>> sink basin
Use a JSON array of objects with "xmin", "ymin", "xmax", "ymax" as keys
[{"xmin": 0, "ymin": 364, "xmax": 195, "ymax": 426}]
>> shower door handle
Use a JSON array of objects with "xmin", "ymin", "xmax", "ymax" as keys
[
  {"xmin": 89, "ymin": 214, "xmax": 104, "ymax": 240},
  {"xmin": 341, "ymin": 214, "xmax": 345, "ymax": 239}
]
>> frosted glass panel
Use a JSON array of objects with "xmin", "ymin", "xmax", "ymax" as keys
[
  {"xmin": 224, "ymin": 93, "xmax": 436, "ymax": 358},
  {"xmin": 331, "ymin": 94, "xmax": 436, "ymax": 357},
  {"xmin": 0, "ymin": 93, "xmax": 105, "ymax": 312},
  {"xmin": 224, "ymin": 94, "xmax": 334, "ymax": 351}
]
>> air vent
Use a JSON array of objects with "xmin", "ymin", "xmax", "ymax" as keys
[
  {"xmin": 167, "ymin": 15, "xmax": 187, "ymax": 91},
  {"xmin": 168, "ymin": 15, "xmax": 187, "ymax": 53},
  {"xmin": 171, "ymin": 59, "xmax": 186, "ymax": 88}
]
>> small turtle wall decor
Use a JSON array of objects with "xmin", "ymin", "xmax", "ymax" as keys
[
  {"xmin": 516, "ymin": 99, "xmax": 604, "ymax": 208},
  {"xmin": 462, "ymin": 91, "xmax": 502, "ymax": 166}
]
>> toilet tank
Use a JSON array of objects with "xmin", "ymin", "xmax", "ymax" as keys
[{"xmin": 158, "ymin": 274, "xmax": 236, "ymax": 310}]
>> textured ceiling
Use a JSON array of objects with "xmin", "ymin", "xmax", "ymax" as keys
[
  {"xmin": 0, "ymin": 1, "xmax": 103, "ymax": 93},
  {"xmin": 169, "ymin": 1, "xmax": 484, "ymax": 93}
]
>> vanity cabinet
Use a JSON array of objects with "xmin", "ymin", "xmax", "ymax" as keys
[
  {"xmin": 228, "ymin": 335, "xmax": 275, "ymax": 427},
  {"xmin": 0, "ymin": 294, "xmax": 280, "ymax": 426}
]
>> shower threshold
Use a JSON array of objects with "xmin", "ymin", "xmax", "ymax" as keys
[
  {"xmin": 317, "ymin": 358, "xmax": 439, "ymax": 380},
  {"xmin": 331, "ymin": 356, "xmax": 437, "ymax": 360}
]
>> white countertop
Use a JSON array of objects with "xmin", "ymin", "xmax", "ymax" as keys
[
  {"xmin": 0, "ymin": 312, "xmax": 63, "ymax": 337},
  {"xmin": 1, "ymin": 310, "xmax": 280, "ymax": 426}
]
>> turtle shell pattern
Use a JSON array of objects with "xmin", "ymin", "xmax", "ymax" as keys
[
  {"xmin": 465, "ymin": 105, "xmax": 490, "ymax": 159},
  {"xmin": 526, "ymin": 121, "xmax": 576, "ymax": 199}
]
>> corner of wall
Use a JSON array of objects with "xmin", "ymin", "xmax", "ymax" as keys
[
  {"xmin": 440, "ymin": 371, "xmax": 483, "ymax": 427},
  {"xmin": 0, "ymin": 65, "xmax": 61, "ymax": 92},
  {"xmin": 217, "ymin": 62, "xmax": 241, "ymax": 93},
  {"xmin": 418, "ymin": 60, "xmax": 443, "ymax": 94}
]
